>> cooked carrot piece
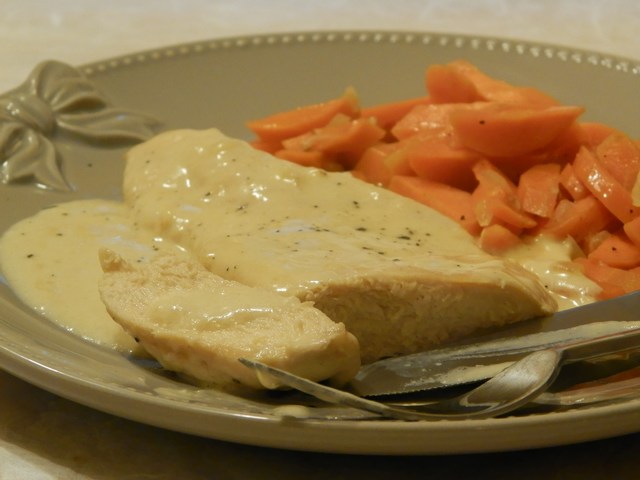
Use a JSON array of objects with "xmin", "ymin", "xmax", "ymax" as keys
[
  {"xmin": 353, "ymin": 143, "xmax": 410, "ymax": 186},
  {"xmin": 572, "ymin": 146, "xmax": 640, "ymax": 223},
  {"xmin": 517, "ymin": 163, "xmax": 562, "ymax": 218},
  {"xmin": 390, "ymin": 102, "xmax": 472, "ymax": 140},
  {"xmin": 246, "ymin": 87, "xmax": 359, "ymax": 142},
  {"xmin": 576, "ymin": 258, "xmax": 640, "ymax": 298},
  {"xmin": 250, "ymin": 138, "xmax": 282, "ymax": 154},
  {"xmin": 449, "ymin": 103, "xmax": 584, "ymax": 158},
  {"xmin": 479, "ymin": 224, "xmax": 522, "ymax": 253},
  {"xmin": 406, "ymin": 136, "xmax": 481, "ymax": 190},
  {"xmin": 595, "ymin": 133, "xmax": 640, "ymax": 191},
  {"xmin": 542, "ymin": 196, "xmax": 615, "ymax": 243},
  {"xmin": 559, "ymin": 163, "xmax": 589, "ymax": 200},
  {"xmin": 623, "ymin": 215, "xmax": 640, "ymax": 248},
  {"xmin": 578, "ymin": 122, "xmax": 620, "ymax": 148},
  {"xmin": 473, "ymin": 191, "xmax": 537, "ymax": 230},
  {"xmin": 425, "ymin": 64, "xmax": 482, "ymax": 103},
  {"xmin": 471, "ymin": 159, "xmax": 535, "ymax": 229},
  {"xmin": 282, "ymin": 116, "xmax": 386, "ymax": 169},
  {"xmin": 274, "ymin": 149, "xmax": 327, "ymax": 169},
  {"xmin": 389, "ymin": 175, "xmax": 481, "ymax": 235},
  {"xmin": 361, "ymin": 96, "xmax": 432, "ymax": 131},
  {"xmin": 437, "ymin": 60, "xmax": 559, "ymax": 107},
  {"xmin": 588, "ymin": 231, "xmax": 640, "ymax": 269}
]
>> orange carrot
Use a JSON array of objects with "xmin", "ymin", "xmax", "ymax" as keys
[
  {"xmin": 361, "ymin": 96, "xmax": 432, "ymax": 131},
  {"xmin": 479, "ymin": 224, "xmax": 522, "ymax": 253},
  {"xmin": 576, "ymin": 258, "xmax": 640, "ymax": 298},
  {"xmin": 405, "ymin": 136, "xmax": 481, "ymax": 190},
  {"xmin": 250, "ymin": 138, "xmax": 282, "ymax": 154},
  {"xmin": 389, "ymin": 175, "xmax": 481, "ymax": 235},
  {"xmin": 425, "ymin": 63, "xmax": 482, "ymax": 104},
  {"xmin": 517, "ymin": 163, "xmax": 562, "ymax": 218},
  {"xmin": 588, "ymin": 231, "xmax": 640, "ymax": 269},
  {"xmin": 281, "ymin": 116, "xmax": 386, "ymax": 169},
  {"xmin": 542, "ymin": 196, "xmax": 615, "ymax": 243},
  {"xmin": 353, "ymin": 143, "xmax": 411, "ymax": 186},
  {"xmin": 572, "ymin": 146, "xmax": 640, "ymax": 223},
  {"xmin": 623, "ymin": 215, "xmax": 640, "ymax": 248},
  {"xmin": 247, "ymin": 87, "xmax": 359, "ymax": 142},
  {"xmin": 390, "ymin": 102, "xmax": 470, "ymax": 140},
  {"xmin": 595, "ymin": 133, "xmax": 640, "ymax": 191},
  {"xmin": 449, "ymin": 103, "xmax": 584, "ymax": 158},
  {"xmin": 274, "ymin": 149, "xmax": 327, "ymax": 169},
  {"xmin": 578, "ymin": 122, "xmax": 620, "ymax": 149},
  {"xmin": 559, "ymin": 163, "xmax": 589, "ymax": 200},
  {"xmin": 433, "ymin": 60, "xmax": 559, "ymax": 107}
]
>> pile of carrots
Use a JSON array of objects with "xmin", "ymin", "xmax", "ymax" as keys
[{"xmin": 246, "ymin": 60, "xmax": 640, "ymax": 300}]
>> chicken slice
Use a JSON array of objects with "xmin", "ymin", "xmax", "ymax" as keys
[{"xmin": 98, "ymin": 249, "xmax": 360, "ymax": 389}]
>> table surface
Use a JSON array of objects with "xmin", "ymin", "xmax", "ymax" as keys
[{"xmin": 1, "ymin": 1, "xmax": 640, "ymax": 478}]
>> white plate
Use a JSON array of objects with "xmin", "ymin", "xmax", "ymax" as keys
[{"xmin": 1, "ymin": 31, "xmax": 640, "ymax": 455}]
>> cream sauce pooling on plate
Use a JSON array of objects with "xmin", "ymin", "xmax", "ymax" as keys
[{"xmin": 0, "ymin": 199, "xmax": 181, "ymax": 353}]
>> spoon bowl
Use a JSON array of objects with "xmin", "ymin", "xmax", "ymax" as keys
[{"xmin": 239, "ymin": 349, "xmax": 562, "ymax": 420}]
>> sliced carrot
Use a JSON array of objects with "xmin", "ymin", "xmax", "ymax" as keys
[
  {"xmin": 471, "ymin": 159, "xmax": 529, "ymax": 229},
  {"xmin": 633, "ymin": 172, "xmax": 640, "ymax": 207},
  {"xmin": 572, "ymin": 146, "xmax": 640, "ymax": 223},
  {"xmin": 582, "ymin": 230, "xmax": 612, "ymax": 255},
  {"xmin": 353, "ymin": 143, "xmax": 410, "ymax": 186},
  {"xmin": 542, "ymin": 196, "xmax": 615, "ymax": 243},
  {"xmin": 449, "ymin": 103, "xmax": 584, "ymax": 158},
  {"xmin": 595, "ymin": 133, "xmax": 640, "ymax": 191},
  {"xmin": 282, "ymin": 116, "xmax": 386, "ymax": 169},
  {"xmin": 389, "ymin": 175, "xmax": 481, "ymax": 235},
  {"xmin": 588, "ymin": 231, "xmax": 640, "ymax": 269},
  {"xmin": 623, "ymin": 215, "xmax": 640, "ymax": 247},
  {"xmin": 578, "ymin": 122, "xmax": 620, "ymax": 149},
  {"xmin": 250, "ymin": 138, "xmax": 282, "ymax": 154},
  {"xmin": 473, "ymin": 190, "xmax": 537, "ymax": 230},
  {"xmin": 360, "ymin": 96, "xmax": 432, "ymax": 131},
  {"xmin": 405, "ymin": 135, "xmax": 481, "ymax": 190},
  {"xmin": 479, "ymin": 224, "xmax": 522, "ymax": 254},
  {"xmin": 576, "ymin": 258, "xmax": 640, "ymax": 298},
  {"xmin": 274, "ymin": 149, "xmax": 327, "ymax": 169},
  {"xmin": 425, "ymin": 63, "xmax": 482, "ymax": 103},
  {"xmin": 472, "ymin": 159, "xmax": 518, "ymax": 197},
  {"xmin": 559, "ymin": 163, "xmax": 589, "ymax": 200},
  {"xmin": 390, "ymin": 102, "xmax": 473, "ymax": 140},
  {"xmin": 437, "ymin": 60, "xmax": 559, "ymax": 107},
  {"xmin": 517, "ymin": 163, "xmax": 562, "ymax": 218},
  {"xmin": 471, "ymin": 185, "xmax": 534, "ymax": 232},
  {"xmin": 246, "ymin": 87, "xmax": 359, "ymax": 142}
]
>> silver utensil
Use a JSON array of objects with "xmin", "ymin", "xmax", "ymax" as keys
[
  {"xmin": 239, "ymin": 350, "xmax": 560, "ymax": 420},
  {"xmin": 351, "ymin": 290, "xmax": 640, "ymax": 397},
  {"xmin": 239, "ymin": 325, "xmax": 640, "ymax": 420}
]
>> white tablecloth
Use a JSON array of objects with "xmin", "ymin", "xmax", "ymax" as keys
[{"xmin": 1, "ymin": 1, "xmax": 639, "ymax": 478}]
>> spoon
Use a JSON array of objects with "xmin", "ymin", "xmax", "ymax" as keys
[
  {"xmin": 239, "ymin": 326, "xmax": 640, "ymax": 420},
  {"xmin": 239, "ymin": 349, "xmax": 560, "ymax": 420}
]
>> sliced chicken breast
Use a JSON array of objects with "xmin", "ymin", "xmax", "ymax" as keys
[{"xmin": 98, "ymin": 249, "xmax": 360, "ymax": 389}]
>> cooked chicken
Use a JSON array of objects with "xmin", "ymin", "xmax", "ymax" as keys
[
  {"xmin": 123, "ymin": 128, "xmax": 557, "ymax": 362},
  {"xmin": 98, "ymin": 249, "xmax": 360, "ymax": 389}
]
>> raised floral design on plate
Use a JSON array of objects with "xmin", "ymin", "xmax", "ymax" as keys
[{"xmin": 0, "ymin": 60, "xmax": 158, "ymax": 191}]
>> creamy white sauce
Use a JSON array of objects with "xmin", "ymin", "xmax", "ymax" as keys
[
  {"xmin": 504, "ymin": 235, "xmax": 600, "ymax": 310},
  {"xmin": 0, "ymin": 199, "xmax": 181, "ymax": 353},
  {"xmin": 0, "ymin": 130, "xmax": 599, "ymax": 354}
]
